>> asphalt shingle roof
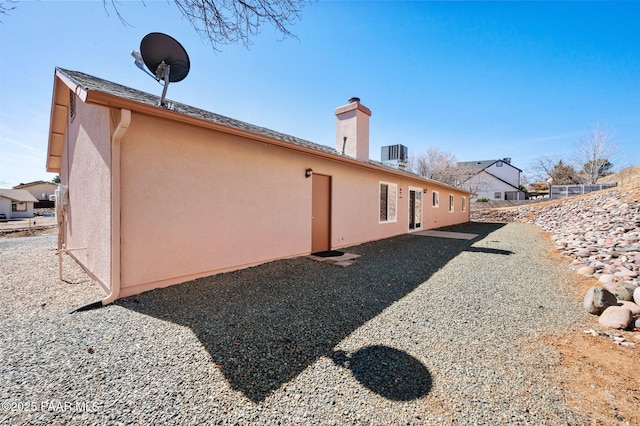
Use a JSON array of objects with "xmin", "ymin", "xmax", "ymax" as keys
[
  {"xmin": 54, "ymin": 68, "xmax": 469, "ymax": 194},
  {"xmin": 58, "ymin": 68, "xmax": 339, "ymax": 157},
  {"xmin": 457, "ymin": 160, "xmax": 498, "ymax": 173},
  {"xmin": 0, "ymin": 189, "xmax": 39, "ymax": 203}
]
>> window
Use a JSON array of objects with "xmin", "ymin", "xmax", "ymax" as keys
[
  {"xmin": 379, "ymin": 182, "xmax": 397, "ymax": 222},
  {"xmin": 448, "ymin": 194, "xmax": 454, "ymax": 212},
  {"xmin": 461, "ymin": 196, "xmax": 466, "ymax": 212},
  {"xmin": 432, "ymin": 191, "xmax": 439, "ymax": 207},
  {"xmin": 496, "ymin": 161, "xmax": 503, "ymax": 167},
  {"xmin": 12, "ymin": 203, "xmax": 27, "ymax": 212},
  {"xmin": 494, "ymin": 192, "xmax": 502, "ymax": 200}
]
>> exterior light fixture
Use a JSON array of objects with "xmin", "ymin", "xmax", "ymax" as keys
[{"xmin": 305, "ymin": 168, "xmax": 313, "ymax": 178}]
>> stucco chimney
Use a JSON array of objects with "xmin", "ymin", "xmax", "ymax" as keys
[{"xmin": 335, "ymin": 97, "xmax": 371, "ymax": 161}]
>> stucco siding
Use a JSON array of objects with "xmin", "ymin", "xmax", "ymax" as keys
[
  {"xmin": 486, "ymin": 163, "xmax": 520, "ymax": 187},
  {"xmin": 9, "ymin": 204, "xmax": 34, "ymax": 219},
  {"xmin": 0, "ymin": 198, "xmax": 11, "ymax": 218},
  {"xmin": 61, "ymin": 98, "xmax": 112, "ymax": 291},
  {"xmin": 117, "ymin": 113, "xmax": 470, "ymax": 295},
  {"xmin": 303, "ymin": 161, "xmax": 405, "ymax": 248},
  {"xmin": 424, "ymin": 190, "xmax": 467, "ymax": 229},
  {"xmin": 472, "ymin": 176, "xmax": 516, "ymax": 200},
  {"xmin": 46, "ymin": 69, "xmax": 471, "ymax": 300},
  {"xmin": 18, "ymin": 183, "xmax": 58, "ymax": 201},
  {"xmin": 119, "ymin": 113, "xmax": 312, "ymax": 293}
]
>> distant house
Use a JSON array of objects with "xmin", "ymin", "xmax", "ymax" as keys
[
  {"xmin": 46, "ymin": 68, "xmax": 471, "ymax": 302},
  {"xmin": 527, "ymin": 181, "xmax": 550, "ymax": 199},
  {"xmin": 458, "ymin": 158, "xmax": 525, "ymax": 201},
  {"xmin": 0, "ymin": 189, "xmax": 39, "ymax": 219},
  {"xmin": 13, "ymin": 181, "xmax": 58, "ymax": 207}
]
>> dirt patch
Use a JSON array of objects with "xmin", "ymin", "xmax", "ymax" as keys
[
  {"xmin": 547, "ymin": 332, "xmax": 639, "ymax": 425},
  {"xmin": 543, "ymin": 240, "xmax": 640, "ymax": 425},
  {"xmin": 599, "ymin": 165, "xmax": 640, "ymax": 189},
  {"xmin": 621, "ymin": 186, "xmax": 640, "ymax": 204},
  {"xmin": 0, "ymin": 227, "xmax": 57, "ymax": 238},
  {"xmin": 0, "ymin": 215, "xmax": 58, "ymax": 239}
]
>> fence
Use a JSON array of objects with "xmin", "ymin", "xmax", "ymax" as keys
[{"xmin": 549, "ymin": 183, "xmax": 617, "ymax": 199}]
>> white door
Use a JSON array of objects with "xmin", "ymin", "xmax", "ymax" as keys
[{"xmin": 409, "ymin": 189, "xmax": 422, "ymax": 230}]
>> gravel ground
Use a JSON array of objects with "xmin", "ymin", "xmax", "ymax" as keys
[{"xmin": 0, "ymin": 222, "xmax": 591, "ymax": 425}]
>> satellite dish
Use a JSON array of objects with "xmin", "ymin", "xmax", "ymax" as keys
[
  {"xmin": 131, "ymin": 32, "xmax": 190, "ymax": 108},
  {"xmin": 140, "ymin": 33, "xmax": 190, "ymax": 82}
]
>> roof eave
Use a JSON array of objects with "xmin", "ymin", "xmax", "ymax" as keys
[
  {"xmin": 48, "ymin": 69, "xmax": 471, "ymax": 195},
  {"xmin": 80, "ymin": 90, "xmax": 469, "ymax": 193},
  {"xmin": 46, "ymin": 71, "xmax": 68, "ymax": 172}
]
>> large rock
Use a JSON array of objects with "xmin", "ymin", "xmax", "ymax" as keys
[
  {"xmin": 577, "ymin": 266, "xmax": 595, "ymax": 276},
  {"xmin": 615, "ymin": 266, "xmax": 638, "ymax": 278},
  {"xmin": 583, "ymin": 286, "xmax": 618, "ymax": 315},
  {"xmin": 619, "ymin": 301, "xmax": 640, "ymax": 316},
  {"xmin": 598, "ymin": 274, "xmax": 615, "ymax": 283},
  {"xmin": 634, "ymin": 287, "xmax": 640, "ymax": 305},
  {"xmin": 624, "ymin": 283, "xmax": 639, "ymax": 295},
  {"xmin": 609, "ymin": 286, "xmax": 633, "ymax": 301},
  {"xmin": 598, "ymin": 306, "xmax": 633, "ymax": 329}
]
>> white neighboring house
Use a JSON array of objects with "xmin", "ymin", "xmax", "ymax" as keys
[
  {"xmin": 458, "ymin": 158, "xmax": 525, "ymax": 201},
  {"xmin": 0, "ymin": 189, "xmax": 39, "ymax": 219}
]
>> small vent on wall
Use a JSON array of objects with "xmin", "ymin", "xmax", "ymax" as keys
[{"xmin": 69, "ymin": 91, "xmax": 76, "ymax": 121}]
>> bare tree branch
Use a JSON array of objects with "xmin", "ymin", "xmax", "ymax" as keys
[
  {"xmin": 574, "ymin": 122, "xmax": 618, "ymax": 184},
  {"xmin": 103, "ymin": 0, "xmax": 135, "ymax": 27},
  {"xmin": 99, "ymin": 0, "xmax": 308, "ymax": 50},
  {"xmin": 172, "ymin": 0, "xmax": 308, "ymax": 50},
  {"xmin": 410, "ymin": 147, "xmax": 467, "ymax": 187},
  {"xmin": 528, "ymin": 155, "xmax": 559, "ymax": 183},
  {"xmin": 1, "ymin": 0, "xmax": 17, "ymax": 18}
]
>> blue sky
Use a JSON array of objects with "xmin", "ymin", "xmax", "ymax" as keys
[{"xmin": 1, "ymin": 1, "xmax": 638, "ymax": 187}]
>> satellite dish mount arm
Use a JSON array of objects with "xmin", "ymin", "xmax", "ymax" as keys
[
  {"xmin": 155, "ymin": 61, "xmax": 171, "ymax": 107},
  {"xmin": 133, "ymin": 33, "xmax": 191, "ymax": 109}
]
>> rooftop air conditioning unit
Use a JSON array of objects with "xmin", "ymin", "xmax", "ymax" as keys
[
  {"xmin": 381, "ymin": 144, "xmax": 408, "ymax": 162},
  {"xmin": 381, "ymin": 144, "xmax": 409, "ymax": 169}
]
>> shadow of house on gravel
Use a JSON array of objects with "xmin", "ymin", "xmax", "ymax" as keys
[{"xmin": 119, "ymin": 222, "xmax": 506, "ymax": 403}]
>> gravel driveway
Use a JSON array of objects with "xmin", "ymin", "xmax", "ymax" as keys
[{"xmin": 1, "ymin": 222, "xmax": 590, "ymax": 425}]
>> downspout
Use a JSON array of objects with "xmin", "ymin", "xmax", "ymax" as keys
[{"xmin": 102, "ymin": 109, "xmax": 131, "ymax": 305}]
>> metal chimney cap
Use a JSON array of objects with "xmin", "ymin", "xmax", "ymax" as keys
[{"xmin": 348, "ymin": 97, "xmax": 360, "ymax": 104}]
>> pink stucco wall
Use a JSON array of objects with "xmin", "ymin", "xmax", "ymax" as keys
[
  {"xmin": 113, "ymin": 111, "xmax": 469, "ymax": 296},
  {"xmin": 118, "ymin": 113, "xmax": 314, "ymax": 296},
  {"xmin": 60, "ymin": 98, "xmax": 112, "ymax": 292},
  {"xmin": 56, "ymin": 95, "xmax": 469, "ymax": 299},
  {"xmin": 335, "ymin": 103, "xmax": 370, "ymax": 161}
]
